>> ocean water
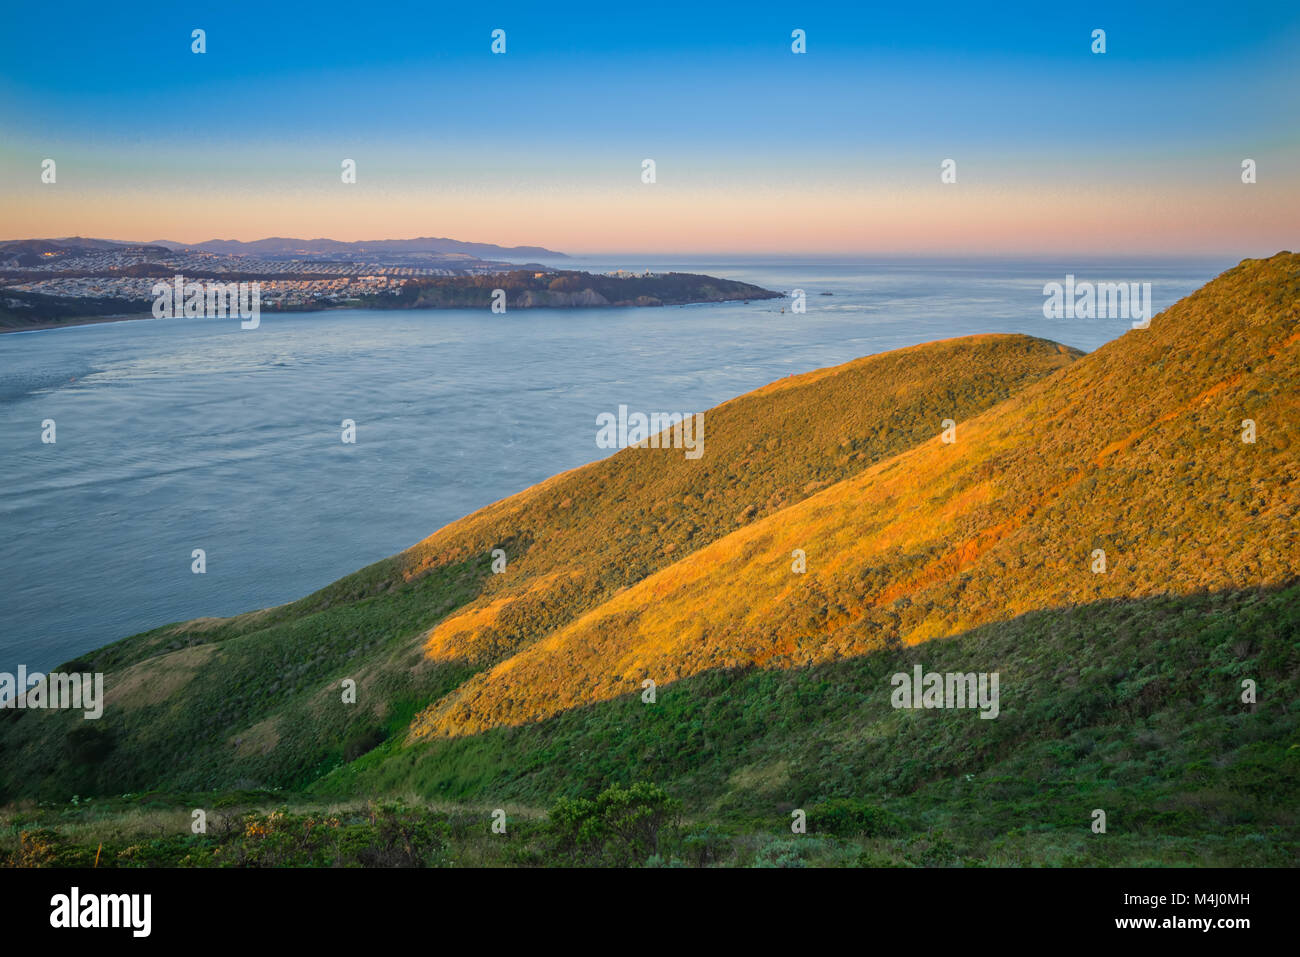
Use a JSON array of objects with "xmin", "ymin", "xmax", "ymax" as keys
[{"xmin": 0, "ymin": 257, "xmax": 1232, "ymax": 671}]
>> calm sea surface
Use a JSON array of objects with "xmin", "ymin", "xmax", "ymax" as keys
[{"xmin": 0, "ymin": 256, "xmax": 1232, "ymax": 671}]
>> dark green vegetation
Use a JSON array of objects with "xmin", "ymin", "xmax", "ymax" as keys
[
  {"xmin": 2, "ymin": 255, "xmax": 1296, "ymax": 866},
  {"xmin": 0, "ymin": 285, "xmax": 327, "ymax": 331},
  {"xmin": 365, "ymin": 269, "xmax": 782, "ymax": 308},
  {"xmin": 0, "ymin": 554, "xmax": 490, "ymax": 799},
  {"xmin": 0, "ymin": 290, "xmax": 147, "ymax": 329},
  {"xmin": 0, "ymin": 784, "xmax": 752, "ymax": 868},
  {"xmin": 5, "ymin": 584, "xmax": 1294, "ymax": 867},
  {"xmin": 319, "ymin": 583, "xmax": 1300, "ymax": 867}
]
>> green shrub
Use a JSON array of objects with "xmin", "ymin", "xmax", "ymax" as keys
[
  {"xmin": 752, "ymin": 837, "xmax": 808, "ymax": 868},
  {"xmin": 809, "ymin": 798, "xmax": 902, "ymax": 837},
  {"xmin": 548, "ymin": 782, "xmax": 680, "ymax": 866},
  {"xmin": 679, "ymin": 824, "xmax": 732, "ymax": 867}
]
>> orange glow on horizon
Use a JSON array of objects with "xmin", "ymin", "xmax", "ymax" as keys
[{"xmin": 3, "ymin": 182, "xmax": 1295, "ymax": 257}]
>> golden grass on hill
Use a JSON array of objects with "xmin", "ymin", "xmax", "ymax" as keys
[
  {"xmin": 402, "ymin": 335, "xmax": 1077, "ymax": 669},
  {"xmin": 410, "ymin": 253, "xmax": 1299, "ymax": 738}
]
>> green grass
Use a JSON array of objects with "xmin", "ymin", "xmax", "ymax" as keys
[
  {"xmin": 309, "ymin": 583, "xmax": 1300, "ymax": 866},
  {"xmin": 0, "ymin": 553, "xmax": 492, "ymax": 801},
  {"xmin": 3, "ymin": 584, "xmax": 1295, "ymax": 866}
]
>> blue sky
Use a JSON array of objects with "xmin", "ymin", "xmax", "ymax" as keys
[{"xmin": 2, "ymin": 1, "xmax": 1297, "ymax": 253}]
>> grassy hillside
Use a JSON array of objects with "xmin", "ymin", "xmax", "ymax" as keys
[
  {"xmin": 403, "ymin": 333, "xmax": 1077, "ymax": 670},
  {"xmin": 408, "ymin": 253, "xmax": 1298, "ymax": 738},
  {"xmin": 0, "ymin": 334, "xmax": 1074, "ymax": 801},
  {"xmin": 2, "ymin": 254, "xmax": 1295, "ymax": 867},
  {"xmin": 6, "ymin": 582, "xmax": 1294, "ymax": 867},
  {"xmin": 321, "ymin": 582, "xmax": 1298, "ymax": 866}
]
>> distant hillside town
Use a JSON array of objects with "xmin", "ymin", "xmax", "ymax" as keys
[{"xmin": 0, "ymin": 237, "xmax": 780, "ymax": 330}]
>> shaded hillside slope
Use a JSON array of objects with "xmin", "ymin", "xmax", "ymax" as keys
[
  {"xmin": 326, "ymin": 582, "xmax": 1298, "ymax": 867},
  {"xmin": 0, "ymin": 335, "xmax": 1075, "ymax": 799},
  {"xmin": 408, "ymin": 253, "xmax": 1298, "ymax": 739}
]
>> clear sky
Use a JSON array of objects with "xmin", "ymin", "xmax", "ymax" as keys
[{"xmin": 2, "ymin": 0, "xmax": 1297, "ymax": 256}]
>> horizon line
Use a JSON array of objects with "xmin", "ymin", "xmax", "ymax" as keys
[{"xmin": 0, "ymin": 235, "xmax": 1273, "ymax": 263}]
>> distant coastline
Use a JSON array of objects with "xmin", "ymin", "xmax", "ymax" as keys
[
  {"xmin": 0, "ymin": 310, "xmax": 166, "ymax": 334},
  {"xmin": 0, "ymin": 270, "xmax": 783, "ymax": 334}
]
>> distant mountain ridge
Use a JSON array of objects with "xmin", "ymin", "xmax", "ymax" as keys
[
  {"xmin": 148, "ymin": 236, "xmax": 567, "ymax": 260},
  {"xmin": 0, "ymin": 235, "xmax": 566, "ymax": 263}
]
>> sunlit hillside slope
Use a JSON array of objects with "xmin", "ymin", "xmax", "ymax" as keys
[{"xmin": 409, "ymin": 252, "xmax": 1298, "ymax": 738}]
